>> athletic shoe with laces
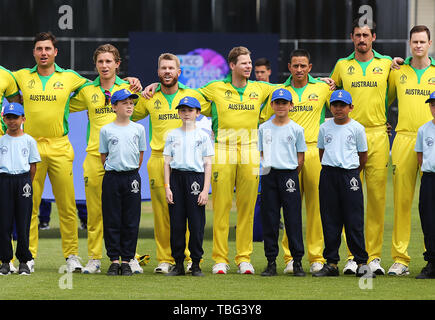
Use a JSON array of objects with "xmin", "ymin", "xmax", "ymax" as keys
[
  {"xmin": 120, "ymin": 263, "xmax": 133, "ymax": 276},
  {"xmin": 212, "ymin": 263, "xmax": 229, "ymax": 274},
  {"xmin": 82, "ymin": 259, "xmax": 101, "ymax": 274},
  {"xmin": 356, "ymin": 264, "xmax": 376, "ymax": 278},
  {"xmin": 292, "ymin": 261, "xmax": 306, "ymax": 277},
  {"xmin": 186, "ymin": 261, "xmax": 193, "ymax": 274},
  {"xmin": 388, "ymin": 262, "xmax": 409, "ymax": 276},
  {"xmin": 154, "ymin": 262, "xmax": 174, "ymax": 274},
  {"xmin": 129, "ymin": 258, "xmax": 143, "ymax": 274},
  {"xmin": 107, "ymin": 262, "xmax": 120, "ymax": 276},
  {"xmin": 9, "ymin": 262, "xmax": 17, "ymax": 274},
  {"xmin": 415, "ymin": 262, "xmax": 435, "ymax": 279},
  {"xmin": 166, "ymin": 263, "xmax": 185, "ymax": 276},
  {"xmin": 261, "ymin": 261, "xmax": 277, "ymax": 277},
  {"xmin": 312, "ymin": 263, "xmax": 339, "ymax": 277},
  {"xmin": 26, "ymin": 259, "xmax": 35, "ymax": 273},
  {"xmin": 66, "ymin": 255, "xmax": 83, "ymax": 273},
  {"xmin": 343, "ymin": 259, "xmax": 357, "ymax": 274},
  {"xmin": 237, "ymin": 262, "xmax": 255, "ymax": 274},
  {"xmin": 0, "ymin": 263, "xmax": 11, "ymax": 276},
  {"xmin": 368, "ymin": 258, "xmax": 385, "ymax": 275},
  {"xmin": 283, "ymin": 259, "xmax": 294, "ymax": 274},
  {"xmin": 190, "ymin": 263, "xmax": 204, "ymax": 277},
  {"xmin": 310, "ymin": 262, "xmax": 324, "ymax": 273},
  {"xmin": 18, "ymin": 262, "xmax": 31, "ymax": 275}
]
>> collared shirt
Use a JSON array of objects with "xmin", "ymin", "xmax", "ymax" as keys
[
  {"xmin": 132, "ymin": 82, "xmax": 209, "ymax": 152},
  {"xmin": 69, "ymin": 76, "xmax": 131, "ymax": 156},
  {"xmin": 260, "ymin": 74, "xmax": 332, "ymax": 144},
  {"xmin": 388, "ymin": 57, "xmax": 435, "ymax": 133},
  {"xmin": 0, "ymin": 133, "xmax": 41, "ymax": 174},
  {"xmin": 198, "ymin": 73, "xmax": 276, "ymax": 145},
  {"xmin": 13, "ymin": 63, "xmax": 88, "ymax": 138},
  {"xmin": 415, "ymin": 120, "xmax": 435, "ymax": 173},
  {"xmin": 318, "ymin": 119, "xmax": 368, "ymax": 169},
  {"xmin": 330, "ymin": 50, "xmax": 392, "ymax": 128},
  {"xmin": 99, "ymin": 121, "xmax": 147, "ymax": 172},
  {"xmin": 258, "ymin": 119, "xmax": 307, "ymax": 170},
  {"xmin": 163, "ymin": 127, "xmax": 214, "ymax": 173}
]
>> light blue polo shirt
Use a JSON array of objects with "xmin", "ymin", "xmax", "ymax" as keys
[
  {"xmin": 163, "ymin": 127, "xmax": 214, "ymax": 173},
  {"xmin": 317, "ymin": 119, "xmax": 368, "ymax": 169},
  {"xmin": 415, "ymin": 120, "xmax": 435, "ymax": 173},
  {"xmin": 258, "ymin": 119, "xmax": 307, "ymax": 170},
  {"xmin": 99, "ymin": 121, "xmax": 147, "ymax": 171},
  {"xmin": 0, "ymin": 133, "xmax": 41, "ymax": 174}
]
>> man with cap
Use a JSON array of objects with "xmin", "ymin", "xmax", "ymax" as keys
[
  {"xmin": 258, "ymin": 88, "xmax": 307, "ymax": 277},
  {"xmin": 163, "ymin": 96, "xmax": 214, "ymax": 276},
  {"xmin": 0, "ymin": 102, "xmax": 40, "ymax": 276},
  {"xmin": 314, "ymin": 90, "xmax": 374, "ymax": 278}
]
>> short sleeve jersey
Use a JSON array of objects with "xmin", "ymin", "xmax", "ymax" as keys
[
  {"xmin": 69, "ymin": 76, "xmax": 131, "ymax": 156},
  {"xmin": 0, "ymin": 133, "xmax": 41, "ymax": 174},
  {"xmin": 0, "ymin": 66, "xmax": 19, "ymax": 110},
  {"xmin": 13, "ymin": 63, "xmax": 88, "ymax": 138},
  {"xmin": 387, "ymin": 57, "xmax": 435, "ymax": 133},
  {"xmin": 415, "ymin": 120, "xmax": 435, "ymax": 173},
  {"xmin": 330, "ymin": 50, "xmax": 392, "ymax": 128}
]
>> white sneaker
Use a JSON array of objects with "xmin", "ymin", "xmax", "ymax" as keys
[
  {"xmin": 154, "ymin": 262, "xmax": 174, "ymax": 274},
  {"xmin": 343, "ymin": 259, "xmax": 358, "ymax": 274},
  {"xmin": 82, "ymin": 259, "xmax": 101, "ymax": 274},
  {"xmin": 186, "ymin": 261, "xmax": 192, "ymax": 274},
  {"xmin": 283, "ymin": 260, "xmax": 294, "ymax": 274},
  {"xmin": 66, "ymin": 255, "xmax": 83, "ymax": 273},
  {"xmin": 27, "ymin": 259, "xmax": 35, "ymax": 273},
  {"xmin": 237, "ymin": 262, "xmax": 255, "ymax": 274},
  {"xmin": 388, "ymin": 262, "xmax": 409, "ymax": 276},
  {"xmin": 9, "ymin": 262, "xmax": 17, "ymax": 274},
  {"xmin": 310, "ymin": 262, "xmax": 324, "ymax": 273},
  {"xmin": 129, "ymin": 258, "xmax": 143, "ymax": 274},
  {"xmin": 212, "ymin": 263, "xmax": 229, "ymax": 274},
  {"xmin": 368, "ymin": 258, "xmax": 385, "ymax": 275}
]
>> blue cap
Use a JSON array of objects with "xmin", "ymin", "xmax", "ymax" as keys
[
  {"xmin": 111, "ymin": 89, "xmax": 139, "ymax": 105},
  {"xmin": 176, "ymin": 96, "xmax": 201, "ymax": 110},
  {"xmin": 3, "ymin": 102, "xmax": 24, "ymax": 116},
  {"xmin": 330, "ymin": 90, "xmax": 352, "ymax": 105},
  {"xmin": 271, "ymin": 88, "xmax": 293, "ymax": 102},
  {"xmin": 425, "ymin": 91, "xmax": 435, "ymax": 103}
]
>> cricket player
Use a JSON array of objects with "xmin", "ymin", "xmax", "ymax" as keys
[
  {"xmin": 198, "ymin": 46, "xmax": 276, "ymax": 274},
  {"xmin": 133, "ymin": 53, "xmax": 210, "ymax": 274},
  {"xmin": 330, "ymin": 19, "xmax": 392, "ymax": 275},
  {"xmin": 261, "ymin": 49, "xmax": 331, "ymax": 273},
  {"xmin": 254, "ymin": 58, "xmax": 272, "ymax": 82},
  {"xmin": 387, "ymin": 25, "xmax": 434, "ymax": 275}
]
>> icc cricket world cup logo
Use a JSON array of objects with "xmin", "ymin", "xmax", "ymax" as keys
[
  {"xmin": 350, "ymin": 177, "xmax": 359, "ymax": 191},
  {"xmin": 191, "ymin": 181, "xmax": 201, "ymax": 195},
  {"xmin": 285, "ymin": 178, "xmax": 296, "ymax": 193},
  {"xmin": 22, "ymin": 183, "xmax": 32, "ymax": 198}
]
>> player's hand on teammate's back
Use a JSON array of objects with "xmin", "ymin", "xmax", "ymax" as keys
[
  {"xmin": 319, "ymin": 77, "xmax": 336, "ymax": 91},
  {"xmin": 124, "ymin": 77, "xmax": 143, "ymax": 92},
  {"xmin": 391, "ymin": 57, "xmax": 404, "ymax": 70},
  {"xmin": 142, "ymin": 82, "xmax": 159, "ymax": 99}
]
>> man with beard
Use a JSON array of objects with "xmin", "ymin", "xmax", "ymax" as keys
[
  {"xmin": 330, "ymin": 19, "xmax": 392, "ymax": 275},
  {"xmin": 132, "ymin": 53, "xmax": 210, "ymax": 273}
]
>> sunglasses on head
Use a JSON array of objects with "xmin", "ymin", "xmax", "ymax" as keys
[{"xmin": 104, "ymin": 90, "xmax": 111, "ymax": 105}]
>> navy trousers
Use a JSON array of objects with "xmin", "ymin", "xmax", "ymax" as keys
[
  {"xmin": 0, "ymin": 172, "xmax": 33, "ymax": 263},
  {"xmin": 260, "ymin": 168, "xmax": 304, "ymax": 262},
  {"xmin": 419, "ymin": 172, "xmax": 435, "ymax": 263},
  {"xmin": 101, "ymin": 170, "xmax": 142, "ymax": 262},
  {"xmin": 168, "ymin": 169, "xmax": 206, "ymax": 264},
  {"xmin": 319, "ymin": 166, "xmax": 368, "ymax": 265}
]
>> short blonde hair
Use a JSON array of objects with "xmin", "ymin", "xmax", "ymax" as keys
[
  {"xmin": 93, "ymin": 44, "xmax": 121, "ymax": 73},
  {"xmin": 158, "ymin": 53, "xmax": 180, "ymax": 69},
  {"xmin": 227, "ymin": 46, "xmax": 251, "ymax": 65}
]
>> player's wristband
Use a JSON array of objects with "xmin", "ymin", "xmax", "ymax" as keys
[{"xmin": 164, "ymin": 184, "xmax": 170, "ymax": 188}]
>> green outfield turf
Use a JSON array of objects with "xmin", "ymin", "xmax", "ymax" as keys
[{"xmin": 1, "ymin": 163, "xmax": 434, "ymax": 300}]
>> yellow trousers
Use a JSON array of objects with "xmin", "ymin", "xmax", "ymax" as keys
[
  {"xmin": 148, "ymin": 151, "xmax": 190, "ymax": 264},
  {"xmin": 391, "ymin": 132, "xmax": 419, "ymax": 266},
  {"xmin": 83, "ymin": 154, "xmax": 105, "ymax": 260},
  {"xmin": 282, "ymin": 144, "xmax": 325, "ymax": 264},
  {"xmin": 211, "ymin": 143, "xmax": 259, "ymax": 265},
  {"xmin": 29, "ymin": 136, "xmax": 79, "ymax": 259}
]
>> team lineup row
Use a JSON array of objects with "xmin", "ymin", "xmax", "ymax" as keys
[{"xmin": 0, "ymin": 19, "xmax": 434, "ymax": 279}]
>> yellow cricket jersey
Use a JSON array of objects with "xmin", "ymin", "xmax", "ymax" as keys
[
  {"xmin": 330, "ymin": 50, "xmax": 392, "ymax": 127},
  {"xmin": 388, "ymin": 57, "xmax": 435, "ymax": 133},
  {"xmin": 260, "ymin": 75, "xmax": 332, "ymax": 144},
  {"xmin": 0, "ymin": 66, "xmax": 20, "ymax": 135},
  {"xmin": 199, "ymin": 73, "xmax": 276, "ymax": 145},
  {"xmin": 13, "ymin": 63, "xmax": 88, "ymax": 138},
  {"xmin": 132, "ymin": 82, "xmax": 209, "ymax": 152},
  {"xmin": 69, "ymin": 75, "xmax": 131, "ymax": 156}
]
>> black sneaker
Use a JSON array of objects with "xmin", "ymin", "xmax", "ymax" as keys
[
  {"xmin": 261, "ymin": 261, "xmax": 277, "ymax": 277},
  {"xmin": 356, "ymin": 264, "xmax": 376, "ymax": 278},
  {"xmin": 293, "ymin": 261, "xmax": 306, "ymax": 277},
  {"xmin": 312, "ymin": 264, "xmax": 339, "ymax": 277},
  {"xmin": 18, "ymin": 262, "xmax": 31, "ymax": 276},
  {"xmin": 107, "ymin": 263, "xmax": 120, "ymax": 276},
  {"xmin": 166, "ymin": 263, "xmax": 185, "ymax": 276},
  {"xmin": 0, "ymin": 263, "xmax": 11, "ymax": 276},
  {"xmin": 39, "ymin": 222, "xmax": 50, "ymax": 230},
  {"xmin": 120, "ymin": 263, "xmax": 133, "ymax": 276},
  {"xmin": 416, "ymin": 262, "xmax": 435, "ymax": 279},
  {"xmin": 191, "ymin": 263, "xmax": 204, "ymax": 277}
]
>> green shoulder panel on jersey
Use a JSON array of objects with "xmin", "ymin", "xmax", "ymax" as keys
[{"xmin": 211, "ymin": 101, "xmax": 219, "ymax": 143}]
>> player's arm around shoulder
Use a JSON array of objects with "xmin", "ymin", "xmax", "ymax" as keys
[{"xmin": 131, "ymin": 95, "xmax": 150, "ymax": 122}]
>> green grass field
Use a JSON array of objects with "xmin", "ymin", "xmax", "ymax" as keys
[{"xmin": 1, "ymin": 164, "xmax": 435, "ymax": 301}]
